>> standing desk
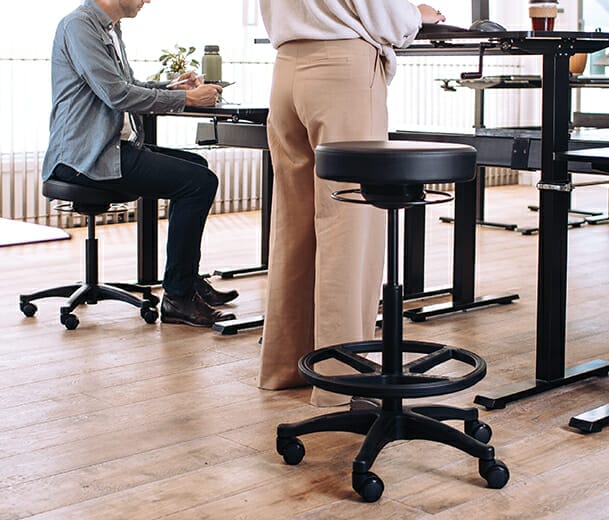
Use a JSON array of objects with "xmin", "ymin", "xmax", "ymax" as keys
[{"xmin": 395, "ymin": 29, "xmax": 609, "ymax": 430}]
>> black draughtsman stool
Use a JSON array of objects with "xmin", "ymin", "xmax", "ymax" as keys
[
  {"xmin": 19, "ymin": 179, "xmax": 159, "ymax": 330},
  {"xmin": 275, "ymin": 141, "xmax": 509, "ymax": 502}
]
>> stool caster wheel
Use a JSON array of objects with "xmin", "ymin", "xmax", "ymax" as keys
[
  {"xmin": 61, "ymin": 313, "xmax": 79, "ymax": 330},
  {"xmin": 277, "ymin": 437, "xmax": 305, "ymax": 465},
  {"xmin": 352, "ymin": 471, "xmax": 384, "ymax": 502},
  {"xmin": 141, "ymin": 306, "xmax": 159, "ymax": 324},
  {"xmin": 479, "ymin": 459, "xmax": 509, "ymax": 489},
  {"xmin": 20, "ymin": 302, "xmax": 37, "ymax": 317},
  {"xmin": 465, "ymin": 419, "xmax": 492, "ymax": 443}
]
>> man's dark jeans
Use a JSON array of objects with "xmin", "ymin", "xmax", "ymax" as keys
[{"xmin": 52, "ymin": 142, "xmax": 218, "ymax": 297}]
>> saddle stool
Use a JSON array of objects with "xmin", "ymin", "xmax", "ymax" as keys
[
  {"xmin": 275, "ymin": 141, "xmax": 509, "ymax": 502},
  {"xmin": 19, "ymin": 179, "xmax": 159, "ymax": 330}
]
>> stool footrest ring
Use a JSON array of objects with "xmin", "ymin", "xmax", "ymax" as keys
[
  {"xmin": 331, "ymin": 188, "xmax": 454, "ymax": 208},
  {"xmin": 298, "ymin": 339, "xmax": 486, "ymax": 399}
]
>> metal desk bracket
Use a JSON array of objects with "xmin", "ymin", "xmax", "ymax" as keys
[
  {"xmin": 536, "ymin": 181, "xmax": 574, "ymax": 192},
  {"xmin": 511, "ymin": 138, "xmax": 531, "ymax": 170}
]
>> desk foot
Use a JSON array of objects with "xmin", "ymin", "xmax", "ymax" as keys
[
  {"xmin": 375, "ymin": 285, "xmax": 453, "ymax": 327},
  {"xmin": 528, "ymin": 204, "xmax": 603, "ymax": 218},
  {"xmin": 212, "ymin": 314, "xmax": 265, "ymax": 335},
  {"xmin": 440, "ymin": 216, "xmax": 518, "ymax": 231},
  {"xmin": 213, "ymin": 266, "xmax": 268, "ymax": 279},
  {"xmin": 518, "ymin": 220, "xmax": 586, "ymax": 235},
  {"xmin": 403, "ymin": 285, "xmax": 452, "ymax": 301},
  {"xmin": 403, "ymin": 293, "xmax": 519, "ymax": 323},
  {"xmin": 586, "ymin": 214, "xmax": 609, "ymax": 225},
  {"xmin": 136, "ymin": 279, "xmax": 162, "ymax": 287},
  {"xmin": 475, "ymin": 359, "xmax": 609, "ymax": 410},
  {"xmin": 569, "ymin": 404, "xmax": 609, "ymax": 433}
]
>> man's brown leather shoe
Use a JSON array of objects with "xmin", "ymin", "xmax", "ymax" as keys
[
  {"xmin": 161, "ymin": 291, "xmax": 236, "ymax": 327},
  {"xmin": 195, "ymin": 276, "xmax": 239, "ymax": 306}
]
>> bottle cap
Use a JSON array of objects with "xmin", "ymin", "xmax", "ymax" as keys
[{"xmin": 204, "ymin": 45, "xmax": 220, "ymax": 53}]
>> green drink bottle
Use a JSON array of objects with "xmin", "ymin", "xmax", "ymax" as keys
[{"xmin": 202, "ymin": 45, "xmax": 222, "ymax": 82}]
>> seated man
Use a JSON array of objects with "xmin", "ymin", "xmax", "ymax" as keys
[{"xmin": 43, "ymin": 0, "xmax": 238, "ymax": 327}]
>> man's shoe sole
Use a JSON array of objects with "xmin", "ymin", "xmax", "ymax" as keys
[{"xmin": 161, "ymin": 315, "xmax": 214, "ymax": 327}]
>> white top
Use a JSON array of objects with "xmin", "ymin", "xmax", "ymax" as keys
[{"xmin": 259, "ymin": 0, "xmax": 422, "ymax": 84}]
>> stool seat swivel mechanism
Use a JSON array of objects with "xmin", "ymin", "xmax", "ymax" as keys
[{"xmin": 275, "ymin": 141, "xmax": 509, "ymax": 502}]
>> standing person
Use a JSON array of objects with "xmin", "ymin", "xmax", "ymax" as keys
[
  {"xmin": 257, "ymin": 1, "xmax": 446, "ymax": 406},
  {"xmin": 43, "ymin": 0, "xmax": 239, "ymax": 327}
]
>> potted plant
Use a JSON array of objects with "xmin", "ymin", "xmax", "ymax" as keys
[{"xmin": 150, "ymin": 44, "xmax": 200, "ymax": 81}]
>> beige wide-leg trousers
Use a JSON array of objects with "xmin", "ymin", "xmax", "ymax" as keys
[{"xmin": 258, "ymin": 39, "xmax": 388, "ymax": 406}]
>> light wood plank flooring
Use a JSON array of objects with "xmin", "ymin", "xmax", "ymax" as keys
[{"xmin": 3, "ymin": 183, "xmax": 609, "ymax": 519}]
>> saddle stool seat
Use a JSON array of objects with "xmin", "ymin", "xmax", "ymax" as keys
[
  {"xmin": 275, "ymin": 141, "xmax": 509, "ymax": 502},
  {"xmin": 19, "ymin": 179, "xmax": 159, "ymax": 330}
]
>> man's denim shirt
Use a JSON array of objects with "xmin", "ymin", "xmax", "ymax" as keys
[{"xmin": 42, "ymin": 0, "xmax": 186, "ymax": 181}]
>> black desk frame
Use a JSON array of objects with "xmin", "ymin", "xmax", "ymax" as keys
[
  {"xmin": 138, "ymin": 108, "xmax": 272, "ymax": 286},
  {"xmin": 398, "ymin": 31, "xmax": 609, "ymax": 424}
]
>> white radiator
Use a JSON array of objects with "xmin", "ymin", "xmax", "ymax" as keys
[{"xmin": 198, "ymin": 147, "xmax": 263, "ymax": 215}]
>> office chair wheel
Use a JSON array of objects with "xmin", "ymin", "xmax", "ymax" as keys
[
  {"xmin": 352, "ymin": 471, "xmax": 384, "ymax": 503},
  {"xmin": 479, "ymin": 459, "xmax": 510, "ymax": 489},
  {"xmin": 465, "ymin": 419, "xmax": 492, "ymax": 443},
  {"xmin": 61, "ymin": 313, "xmax": 79, "ymax": 330},
  {"xmin": 141, "ymin": 306, "xmax": 159, "ymax": 324},
  {"xmin": 20, "ymin": 302, "xmax": 37, "ymax": 317},
  {"xmin": 277, "ymin": 437, "xmax": 305, "ymax": 465}
]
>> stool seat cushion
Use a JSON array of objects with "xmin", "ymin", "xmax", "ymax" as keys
[
  {"xmin": 43, "ymin": 179, "xmax": 137, "ymax": 206},
  {"xmin": 315, "ymin": 140, "xmax": 476, "ymax": 185}
]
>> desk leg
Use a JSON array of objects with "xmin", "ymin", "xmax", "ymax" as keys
[
  {"xmin": 137, "ymin": 198, "xmax": 160, "ymax": 285},
  {"xmin": 404, "ymin": 178, "xmax": 519, "ymax": 322},
  {"xmin": 213, "ymin": 150, "xmax": 272, "ymax": 279},
  {"xmin": 475, "ymin": 50, "xmax": 609, "ymax": 411},
  {"xmin": 137, "ymin": 115, "xmax": 161, "ymax": 285},
  {"xmin": 440, "ymin": 166, "xmax": 518, "ymax": 231},
  {"xmin": 212, "ymin": 151, "xmax": 272, "ymax": 334},
  {"xmin": 402, "ymin": 204, "xmax": 452, "ymax": 301}
]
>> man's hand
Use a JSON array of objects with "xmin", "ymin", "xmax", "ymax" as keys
[
  {"xmin": 185, "ymin": 83, "xmax": 223, "ymax": 107},
  {"xmin": 168, "ymin": 71, "xmax": 204, "ymax": 90},
  {"xmin": 418, "ymin": 4, "xmax": 446, "ymax": 24}
]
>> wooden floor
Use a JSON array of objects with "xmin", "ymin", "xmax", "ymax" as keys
[{"xmin": 3, "ymin": 183, "xmax": 609, "ymax": 519}]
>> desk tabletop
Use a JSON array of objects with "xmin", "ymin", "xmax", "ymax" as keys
[
  {"xmin": 393, "ymin": 125, "xmax": 609, "ymax": 143},
  {"xmin": 415, "ymin": 29, "xmax": 609, "ymax": 41},
  {"xmin": 399, "ymin": 30, "xmax": 609, "ymax": 57},
  {"xmin": 182, "ymin": 105, "xmax": 269, "ymax": 124}
]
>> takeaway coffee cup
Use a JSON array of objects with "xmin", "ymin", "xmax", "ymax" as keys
[{"xmin": 529, "ymin": 0, "xmax": 558, "ymax": 31}]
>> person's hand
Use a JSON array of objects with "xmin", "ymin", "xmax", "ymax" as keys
[
  {"xmin": 185, "ymin": 83, "xmax": 223, "ymax": 107},
  {"xmin": 168, "ymin": 71, "xmax": 204, "ymax": 90},
  {"xmin": 418, "ymin": 4, "xmax": 446, "ymax": 24}
]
